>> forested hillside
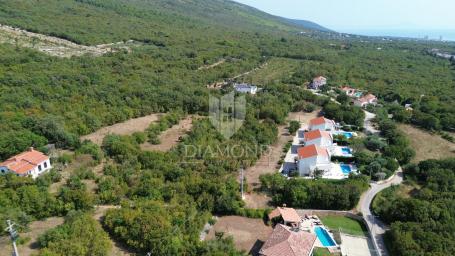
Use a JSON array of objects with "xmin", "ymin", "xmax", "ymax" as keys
[
  {"xmin": 0, "ymin": 1, "xmax": 454, "ymax": 254},
  {"xmin": 0, "ymin": 0, "xmax": 453, "ymax": 159}
]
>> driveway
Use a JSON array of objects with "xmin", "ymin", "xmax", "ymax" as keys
[
  {"xmin": 360, "ymin": 168, "xmax": 403, "ymax": 256},
  {"xmin": 364, "ymin": 111, "xmax": 380, "ymax": 135}
]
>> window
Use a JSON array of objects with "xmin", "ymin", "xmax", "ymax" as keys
[
  {"xmin": 44, "ymin": 162, "xmax": 48, "ymax": 168},
  {"xmin": 38, "ymin": 165, "xmax": 42, "ymax": 171}
]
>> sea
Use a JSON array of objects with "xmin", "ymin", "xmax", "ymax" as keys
[{"xmin": 342, "ymin": 29, "xmax": 455, "ymax": 42}]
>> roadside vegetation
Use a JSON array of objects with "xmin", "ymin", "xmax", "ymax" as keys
[{"xmin": 373, "ymin": 158, "xmax": 455, "ymax": 255}]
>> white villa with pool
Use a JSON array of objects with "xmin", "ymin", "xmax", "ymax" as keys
[{"xmin": 279, "ymin": 116, "xmax": 358, "ymax": 179}]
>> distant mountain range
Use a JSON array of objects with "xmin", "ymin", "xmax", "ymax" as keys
[{"xmin": 282, "ymin": 18, "xmax": 334, "ymax": 32}]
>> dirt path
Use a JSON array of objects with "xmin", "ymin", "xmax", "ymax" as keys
[
  {"xmin": 141, "ymin": 116, "xmax": 195, "ymax": 152},
  {"xmin": 243, "ymin": 110, "xmax": 320, "ymax": 208},
  {"xmin": 92, "ymin": 205, "xmax": 134, "ymax": 256},
  {"xmin": 81, "ymin": 113, "xmax": 161, "ymax": 145},
  {"xmin": 198, "ymin": 59, "xmax": 226, "ymax": 70},
  {"xmin": 0, "ymin": 217, "xmax": 65, "ymax": 256},
  {"xmin": 398, "ymin": 124, "xmax": 455, "ymax": 163},
  {"xmin": 0, "ymin": 24, "xmax": 138, "ymax": 57}
]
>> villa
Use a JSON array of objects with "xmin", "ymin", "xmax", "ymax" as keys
[
  {"xmin": 233, "ymin": 83, "xmax": 258, "ymax": 94},
  {"xmin": 259, "ymin": 224, "xmax": 317, "ymax": 256},
  {"xmin": 354, "ymin": 93, "xmax": 377, "ymax": 108},
  {"xmin": 308, "ymin": 76, "xmax": 327, "ymax": 90},
  {"xmin": 0, "ymin": 148, "xmax": 52, "ymax": 179},
  {"xmin": 297, "ymin": 145, "xmax": 331, "ymax": 176},
  {"xmin": 303, "ymin": 130, "xmax": 333, "ymax": 148},
  {"xmin": 308, "ymin": 117, "xmax": 336, "ymax": 132},
  {"xmin": 341, "ymin": 86, "xmax": 357, "ymax": 97}
]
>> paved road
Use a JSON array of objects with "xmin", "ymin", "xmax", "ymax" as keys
[{"xmin": 360, "ymin": 168, "xmax": 404, "ymax": 256}]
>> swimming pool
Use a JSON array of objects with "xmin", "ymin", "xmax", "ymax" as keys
[
  {"xmin": 341, "ymin": 147, "xmax": 352, "ymax": 154},
  {"xmin": 314, "ymin": 226, "xmax": 337, "ymax": 247},
  {"xmin": 340, "ymin": 164, "xmax": 352, "ymax": 175},
  {"xmin": 342, "ymin": 132, "xmax": 353, "ymax": 139}
]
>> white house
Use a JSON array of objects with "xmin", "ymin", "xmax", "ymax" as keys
[
  {"xmin": 234, "ymin": 83, "xmax": 258, "ymax": 94},
  {"xmin": 297, "ymin": 145, "xmax": 331, "ymax": 176},
  {"xmin": 341, "ymin": 86, "xmax": 357, "ymax": 97},
  {"xmin": 354, "ymin": 93, "xmax": 377, "ymax": 108},
  {"xmin": 0, "ymin": 148, "xmax": 52, "ymax": 179},
  {"xmin": 308, "ymin": 117, "xmax": 336, "ymax": 132},
  {"xmin": 308, "ymin": 76, "xmax": 327, "ymax": 90},
  {"xmin": 303, "ymin": 130, "xmax": 333, "ymax": 148}
]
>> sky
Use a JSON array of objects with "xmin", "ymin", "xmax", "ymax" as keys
[{"xmin": 233, "ymin": 0, "xmax": 455, "ymax": 31}]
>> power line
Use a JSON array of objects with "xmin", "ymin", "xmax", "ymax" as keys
[{"xmin": 5, "ymin": 220, "xmax": 19, "ymax": 256}]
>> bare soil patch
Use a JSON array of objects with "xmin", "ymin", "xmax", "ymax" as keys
[
  {"xmin": 141, "ymin": 115, "xmax": 194, "ymax": 152},
  {"xmin": 0, "ymin": 217, "xmax": 64, "ymax": 256},
  {"xmin": 205, "ymin": 216, "xmax": 272, "ymax": 255},
  {"xmin": 0, "ymin": 24, "xmax": 139, "ymax": 57},
  {"xmin": 81, "ymin": 113, "xmax": 161, "ymax": 145},
  {"xmin": 399, "ymin": 124, "xmax": 455, "ymax": 163}
]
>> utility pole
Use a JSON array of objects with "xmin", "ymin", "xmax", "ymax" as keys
[
  {"xmin": 240, "ymin": 167, "xmax": 245, "ymax": 200},
  {"xmin": 5, "ymin": 220, "xmax": 19, "ymax": 256}
]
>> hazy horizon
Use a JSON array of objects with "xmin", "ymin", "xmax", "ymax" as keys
[{"xmin": 234, "ymin": 0, "xmax": 455, "ymax": 40}]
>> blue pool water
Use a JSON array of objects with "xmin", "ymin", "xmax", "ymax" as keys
[
  {"xmin": 341, "ymin": 147, "xmax": 352, "ymax": 154},
  {"xmin": 314, "ymin": 226, "xmax": 337, "ymax": 247},
  {"xmin": 340, "ymin": 164, "xmax": 352, "ymax": 175},
  {"xmin": 343, "ymin": 132, "xmax": 353, "ymax": 139}
]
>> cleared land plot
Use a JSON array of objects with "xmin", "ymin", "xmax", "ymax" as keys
[
  {"xmin": 205, "ymin": 216, "xmax": 272, "ymax": 255},
  {"xmin": 141, "ymin": 116, "xmax": 194, "ymax": 152},
  {"xmin": 320, "ymin": 215, "xmax": 368, "ymax": 237},
  {"xmin": 398, "ymin": 124, "xmax": 455, "ymax": 163},
  {"xmin": 81, "ymin": 113, "xmax": 161, "ymax": 145},
  {"xmin": 49, "ymin": 154, "xmax": 96, "ymax": 194},
  {"xmin": 0, "ymin": 217, "xmax": 64, "ymax": 256}
]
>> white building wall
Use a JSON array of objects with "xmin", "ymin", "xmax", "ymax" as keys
[
  {"xmin": 298, "ymin": 156, "xmax": 317, "ymax": 176},
  {"xmin": 310, "ymin": 123, "xmax": 335, "ymax": 132},
  {"xmin": 305, "ymin": 137, "xmax": 332, "ymax": 148}
]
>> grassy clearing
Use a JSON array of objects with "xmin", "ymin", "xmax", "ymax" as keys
[
  {"xmin": 320, "ymin": 215, "xmax": 368, "ymax": 237},
  {"xmin": 398, "ymin": 124, "xmax": 455, "ymax": 163},
  {"xmin": 241, "ymin": 57, "xmax": 302, "ymax": 85},
  {"xmin": 313, "ymin": 247, "xmax": 341, "ymax": 256}
]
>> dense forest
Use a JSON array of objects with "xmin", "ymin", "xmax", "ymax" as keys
[
  {"xmin": 373, "ymin": 158, "xmax": 455, "ymax": 256},
  {"xmin": 0, "ymin": 0, "xmax": 454, "ymax": 255}
]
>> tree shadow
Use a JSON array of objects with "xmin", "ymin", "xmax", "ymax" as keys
[{"xmin": 249, "ymin": 239, "xmax": 265, "ymax": 256}]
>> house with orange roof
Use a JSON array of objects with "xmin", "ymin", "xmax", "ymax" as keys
[
  {"xmin": 268, "ymin": 207, "xmax": 302, "ymax": 228},
  {"xmin": 354, "ymin": 93, "xmax": 377, "ymax": 108},
  {"xmin": 259, "ymin": 224, "xmax": 317, "ymax": 256},
  {"xmin": 308, "ymin": 76, "xmax": 327, "ymax": 90},
  {"xmin": 303, "ymin": 130, "xmax": 333, "ymax": 148},
  {"xmin": 0, "ymin": 148, "xmax": 51, "ymax": 179},
  {"xmin": 308, "ymin": 117, "xmax": 336, "ymax": 132},
  {"xmin": 297, "ymin": 145, "xmax": 331, "ymax": 176}
]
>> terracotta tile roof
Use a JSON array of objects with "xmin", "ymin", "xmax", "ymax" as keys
[
  {"xmin": 260, "ymin": 224, "xmax": 317, "ymax": 256},
  {"xmin": 297, "ymin": 145, "xmax": 329, "ymax": 159},
  {"xmin": 341, "ymin": 86, "xmax": 355, "ymax": 91},
  {"xmin": 0, "ymin": 148, "xmax": 49, "ymax": 175},
  {"xmin": 304, "ymin": 130, "xmax": 332, "ymax": 141},
  {"xmin": 309, "ymin": 117, "xmax": 333, "ymax": 126},
  {"xmin": 268, "ymin": 207, "xmax": 301, "ymax": 223},
  {"xmin": 313, "ymin": 76, "xmax": 326, "ymax": 81},
  {"xmin": 357, "ymin": 94, "xmax": 377, "ymax": 103}
]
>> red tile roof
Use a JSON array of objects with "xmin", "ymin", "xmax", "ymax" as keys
[
  {"xmin": 0, "ymin": 148, "xmax": 49, "ymax": 175},
  {"xmin": 297, "ymin": 145, "xmax": 329, "ymax": 159},
  {"xmin": 304, "ymin": 130, "xmax": 332, "ymax": 141},
  {"xmin": 309, "ymin": 117, "xmax": 333, "ymax": 126},
  {"xmin": 268, "ymin": 207, "xmax": 301, "ymax": 223},
  {"xmin": 260, "ymin": 224, "xmax": 317, "ymax": 256}
]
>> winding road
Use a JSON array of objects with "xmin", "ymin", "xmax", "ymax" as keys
[{"xmin": 360, "ymin": 168, "xmax": 404, "ymax": 256}]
